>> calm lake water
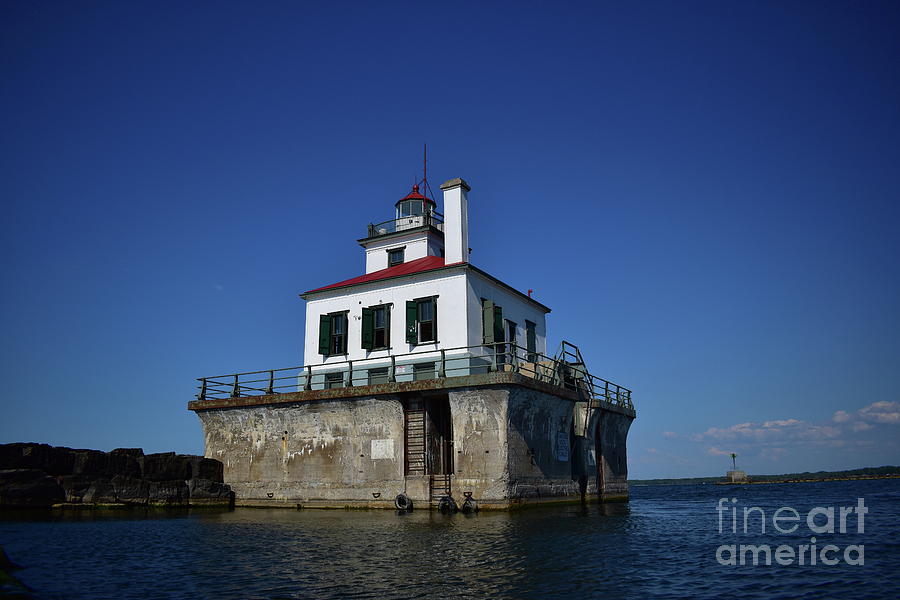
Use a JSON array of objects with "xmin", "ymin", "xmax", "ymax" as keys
[{"xmin": 2, "ymin": 479, "xmax": 899, "ymax": 599}]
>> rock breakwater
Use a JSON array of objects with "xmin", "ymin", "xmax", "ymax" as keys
[{"xmin": 0, "ymin": 443, "xmax": 234, "ymax": 508}]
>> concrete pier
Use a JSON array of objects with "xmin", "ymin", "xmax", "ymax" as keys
[{"xmin": 189, "ymin": 371, "xmax": 634, "ymax": 509}]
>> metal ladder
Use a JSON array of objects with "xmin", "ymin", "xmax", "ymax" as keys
[
  {"xmin": 555, "ymin": 341, "xmax": 595, "ymax": 436},
  {"xmin": 429, "ymin": 474, "xmax": 452, "ymax": 506},
  {"xmin": 404, "ymin": 400, "xmax": 426, "ymax": 475}
]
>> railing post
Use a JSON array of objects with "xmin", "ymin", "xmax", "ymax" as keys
[
  {"xmin": 231, "ymin": 374, "xmax": 240, "ymax": 398},
  {"xmin": 489, "ymin": 343, "xmax": 497, "ymax": 372},
  {"xmin": 266, "ymin": 370, "xmax": 275, "ymax": 395},
  {"xmin": 304, "ymin": 366, "xmax": 312, "ymax": 391},
  {"xmin": 389, "ymin": 355, "xmax": 397, "ymax": 382},
  {"xmin": 346, "ymin": 360, "xmax": 353, "ymax": 387},
  {"xmin": 511, "ymin": 344, "xmax": 519, "ymax": 373},
  {"xmin": 197, "ymin": 378, "xmax": 207, "ymax": 401},
  {"xmin": 438, "ymin": 349, "xmax": 446, "ymax": 378}
]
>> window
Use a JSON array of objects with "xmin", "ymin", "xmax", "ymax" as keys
[
  {"xmin": 398, "ymin": 200, "xmax": 424, "ymax": 217},
  {"xmin": 406, "ymin": 297, "xmax": 437, "ymax": 344},
  {"xmin": 414, "ymin": 362, "xmax": 435, "ymax": 381},
  {"xmin": 388, "ymin": 248, "xmax": 404, "ymax": 267},
  {"xmin": 362, "ymin": 305, "xmax": 390, "ymax": 350},
  {"xmin": 325, "ymin": 372, "xmax": 344, "ymax": 389},
  {"xmin": 418, "ymin": 299, "xmax": 435, "ymax": 343},
  {"xmin": 368, "ymin": 367, "xmax": 389, "ymax": 385},
  {"xmin": 318, "ymin": 312, "xmax": 348, "ymax": 356},
  {"xmin": 373, "ymin": 306, "xmax": 388, "ymax": 347},
  {"xmin": 525, "ymin": 320, "xmax": 537, "ymax": 362}
]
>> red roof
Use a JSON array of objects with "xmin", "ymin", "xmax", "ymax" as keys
[
  {"xmin": 397, "ymin": 184, "xmax": 435, "ymax": 205},
  {"xmin": 304, "ymin": 255, "xmax": 457, "ymax": 294}
]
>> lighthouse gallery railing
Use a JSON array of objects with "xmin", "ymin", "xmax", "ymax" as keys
[{"xmin": 195, "ymin": 343, "xmax": 633, "ymax": 412}]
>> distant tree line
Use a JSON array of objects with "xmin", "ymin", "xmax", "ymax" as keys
[{"xmin": 631, "ymin": 465, "xmax": 900, "ymax": 486}]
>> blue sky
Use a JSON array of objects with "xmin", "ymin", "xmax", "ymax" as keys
[{"xmin": 2, "ymin": 1, "xmax": 898, "ymax": 478}]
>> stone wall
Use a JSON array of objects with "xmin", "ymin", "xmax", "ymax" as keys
[
  {"xmin": 194, "ymin": 377, "xmax": 634, "ymax": 508},
  {"xmin": 448, "ymin": 387, "xmax": 509, "ymax": 502},
  {"xmin": 596, "ymin": 410, "xmax": 633, "ymax": 501},
  {"xmin": 197, "ymin": 396, "xmax": 406, "ymax": 503},
  {"xmin": 507, "ymin": 386, "xmax": 580, "ymax": 501}
]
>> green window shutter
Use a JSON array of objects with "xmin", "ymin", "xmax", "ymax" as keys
[
  {"xmin": 482, "ymin": 300, "xmax": 495, "ymax": 344},
  {"xmin": 340, "ymin": 314, "xmax": 349, "ymax": 353},
  {"xmin": 318, "ymin": 314, "xmax": 331, "ymax": 355},
  {"xmin": 493, "ymin": 305, "xmax": 504, "ymax": 343},
  {"xmin": 405, "ymin": 301, "xmax": 418, "ymax": 344},
  {"xmin": 526, "ymin": 321, "xmax": 537, "ymax": 355},
  {"xmin": 361, "ymin": 308, "xmax": 374, "ymax": 350}
]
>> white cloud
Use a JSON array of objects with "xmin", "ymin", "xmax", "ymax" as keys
[
  {"xmin": 830, "ymin": 401, "xmax": 900, "ymax": 429},
  {"xmin": 762, "ymin": 419, "xmax": 802, "ymax": 428},
  {"xmin": 859, "ymin": 401, "xmax": 900, "ymax": 424},
  {"xmin": 832, "ymin": 410, "xmax": 852, "ymax": 423},
  {"xmin": 662, "ymin": 431, "xmax": 678, "ymax": 439},
  {"xmin": 795, "ymin": 424, "xmax": 841, "ymax": 441},
  {"xmin": 692, "ymin": 418, "xmax": 832, "ymax": 443}
]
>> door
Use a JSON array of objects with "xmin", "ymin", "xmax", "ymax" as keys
[
  {"xmin": 425, "ymin": 396, "xmax": 453, "ymax": 475},
  {"xmin": 404, "ymin": 395, "xmax": 453, "ymax": 476}
]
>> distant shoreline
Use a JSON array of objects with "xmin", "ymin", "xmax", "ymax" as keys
[
  {"xmin": 714, "ymin": 473, "xmax": 900, "ymax": 485},
  {"xmin": 631, "ymin": 466, "xmax": 900, "ymax": 486}
]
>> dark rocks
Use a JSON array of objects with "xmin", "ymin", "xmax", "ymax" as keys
[
  {"xmin": 1, "ymin": 545, "xmax": 33, "ymax": 600},
  {"xmin": 0, "ymin": 444, "xmax": 77, "ymax": 476},
  {"xmin": 140, "ymin": 452, "xmax": 191, "ymax": 481},
  {"xmin": 111, "ymin": 475, "xmax": 150, "ymax": 505},
  {"xmin": 147, "ymin": 480, "xmax": 190, "ymax": 505},
  {"xmin": 183, "ymin": 455, "xmax": 224, "ymax": 482},
  {"xmin": 81, "ymin": 479, "xmax": 116, "ymax": 504},
  {"xmin": 0, "ymin": 470, "xmax": 65, "ymax": 507},
  {"xmin": 188, "ymin": 478, "xmax": 236, "ymax": 506},
  {"xmin": 57, "ymin": 475, "xmax": 93, "ymax": 503},
  {"xmin": 0, "ymin": 443, "xmax": 232, "ymax": 509}
]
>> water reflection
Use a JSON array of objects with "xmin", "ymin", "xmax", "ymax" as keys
[{"xmin": 2, "ymin": 480, "xmax": 898, "ymax": 600}]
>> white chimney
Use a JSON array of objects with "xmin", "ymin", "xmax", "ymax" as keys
[{"xmin": 441, "ymin": 177, "xmax": 470, "ymax": 264}]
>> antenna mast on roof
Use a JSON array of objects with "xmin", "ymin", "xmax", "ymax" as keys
[{"xmin": 420, "ymin": 143, "xmax": 437, "ymax": 208}]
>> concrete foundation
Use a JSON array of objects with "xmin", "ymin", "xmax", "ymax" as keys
[{"xmin": 190, "ymin": 372, "xmax": 634, "ymax": 509}]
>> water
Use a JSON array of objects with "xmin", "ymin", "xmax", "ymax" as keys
[{"xmin": 2, "ymin": 479, "xmax": 898, "ymax": 599}]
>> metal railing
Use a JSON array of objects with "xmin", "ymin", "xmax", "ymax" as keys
[
  {"xmin": 195, "ymin": 343, "xmax": 634, "ymax": 412},
  {"xmin": 366, "ymin": 212, "xmax": 444, "ymax": 238}
]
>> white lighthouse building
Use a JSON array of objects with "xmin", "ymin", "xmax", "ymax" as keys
[
  {"xmin": 300, "ymin": 178, "xmax": 549, "ymax": 383},
  {"xmin": 191, "ymin": 174, "xmax": 635, "ymax": 510}
]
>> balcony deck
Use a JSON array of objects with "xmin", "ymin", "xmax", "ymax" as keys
[
  {"xmin": 363, "ymin": 213, "xmax": 444, "ymax": 240},
  {"xmin": 190, "ymin": 343, "xmax": 635, "ymax": 419}
]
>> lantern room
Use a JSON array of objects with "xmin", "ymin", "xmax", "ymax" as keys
[{"xmin": 395, "ymin": 184, "xmax": 436, "ymax": 218}]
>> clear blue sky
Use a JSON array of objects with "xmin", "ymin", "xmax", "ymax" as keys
[{"xmin": 2, "ymin": 1, "xmax": 898, "ymax": 478}]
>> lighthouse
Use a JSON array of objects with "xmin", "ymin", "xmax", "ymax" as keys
[
  {"xmin": 189, "ymin": 171, "xmax": 636, "ymax": 510},
  {"xmin": 301, "ymin": 177, "xmax": 549, "ymax": 378}
]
